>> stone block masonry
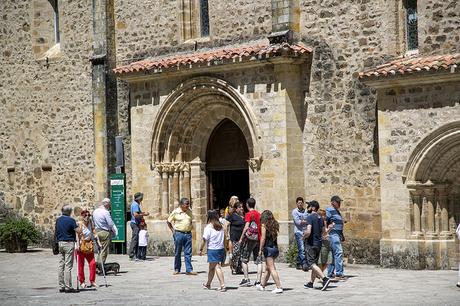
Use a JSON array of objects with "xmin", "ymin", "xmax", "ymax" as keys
[{"xmin": 0, "ymin": 1, "xmax": 95, "ymax": 236}]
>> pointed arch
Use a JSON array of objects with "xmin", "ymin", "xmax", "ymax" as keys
[{"xmin": 150, "ymin": 76, "xmax": 261, "ymax": 167}]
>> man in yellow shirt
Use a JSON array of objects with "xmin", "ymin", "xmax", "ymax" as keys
[{"xmin": 167, "ymin": 198, "xmax": 196, "ymax": 275}]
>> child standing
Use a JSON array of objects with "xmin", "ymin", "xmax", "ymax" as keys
[
  {"xmin": 199, "ymin": 210, "xmax": 226, "ymax": 292},
  {"xmin": 138, "ymin": 222, "xmax": 149, "ymax": 260}
]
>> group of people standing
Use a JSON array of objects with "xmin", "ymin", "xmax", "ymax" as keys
[
  {"xmin": 55, "ymin": 191, "xmax": 345, "ymax": 293},
  {"xmin": 55, "ymin": 199, "xmax": 118, "ymax": 292},
  {"xmin": 293, "ymin": 195, "xmax": 346, "ymax": 281},
  {"xmin": 166, "ymin": 195, "xmax": 335, "ymax": 293}
]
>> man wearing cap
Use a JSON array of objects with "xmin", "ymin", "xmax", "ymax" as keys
[
  {"xmin": 167, "ymin": 197, "xmax": 196, "ymax": 275},
  {"xmin": 326, "ymin": 195, "xmax": 345, "ymax": 279},
  {"xmin": 292, "ymin": 197, "xmax": 309, "ymax": 270},
  {"xmin": 128, "ymin": 192, "xmax": 150, "ymax": 260},
  {"xmin": 92, "ymin": 198, "xmax": 118, "ymax": 264}
]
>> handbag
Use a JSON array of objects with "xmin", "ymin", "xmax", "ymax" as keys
[
  {"xmin": 52, "ymin": 221, "xmax": 59, "ymax": 255},
  {"xmin": 80, "ymin": 239, "xmax": 94, "ymax": 254},
  {"xmin": 79, "ymin": 223, "xmax": 94, "ymax": 254}
]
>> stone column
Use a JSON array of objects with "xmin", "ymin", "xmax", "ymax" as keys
[
  {"xmin": 161, "ymin": 171, "xmax": 169, "ymax": 218},
  {"xmin": 410, "ymin": 189, "xmax": 422, "ymax": 237},
  {"xmin": 448, "ymin": 194, "xmax": 456, "ymax": 233},
  {"xmin": 421, "ymin": 194, "xmax": 428, "ymax": 234},
  {"xmin": 437, "ymin": 187, "xmax": 450, "ymax": 236},
  {"xmin": 434, "ymin": 201, "xmax": 441, "ymax": 234},
  {"xmin": 153, "ymin": 170, "xmax": 161, "ymax": 218},
  {"xmin": 91, "ymin": 0, "xmax": 117, "ymax": 201},
  {"xmin": 425, "ymin": 188, "xmax": 436, "ymax": 238},
  {"xmin": 172, "ymin": 170, "xmax": 180, "ymax": 204},
  {"xmin": 168, "ymin": 170, "xmax": 175, "ymax": 213},
  {"xmin": 190, "ymin": 160, "xmax": 207, "ymax": 222},
  {"xmin": 183, "ymin": 164, "xmax": 191, "ymax": 200},
  {"xmin": 179, "ymin": 169, "xmax": 184, "ymax": 199}
]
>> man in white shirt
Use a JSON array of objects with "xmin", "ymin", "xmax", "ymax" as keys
[{"xmin": 93, "ymin": 198, "xmax": 118, "ymax": 264}]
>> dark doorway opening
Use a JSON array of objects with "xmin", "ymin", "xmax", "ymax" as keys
[
  {"xmin": 208, "ymin": 170, "xmax": 250, "ymax": 210},
  {"xmin": 206, "ymin": 119, "xmax": 250, "ymax": 210}
]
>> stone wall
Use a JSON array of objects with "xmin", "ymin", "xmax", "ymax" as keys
[
  {"xmin": 377, "ymin": 81, "xmax": 460, "ymax": 269},
  {"xmin": 297, "ymin": 0, "xmax": 399, "ymax": 263},
  {"xmin": 418, "ymin": 1, "xmax": 460, "ymax": 55},
  {"xmin": 378, "ymin": 82, "xmax": 460, "ymax": 238},
  {"xmin": 2, "ymin": 0, "xmax": 458, "ymax": 265},
  {"xmin": 0, "ymin": 1, "xmax": 95, "ymax": 234},
  {"xmin": 113, "ymin": 0, "xmax": 272, "ymax": 63}
]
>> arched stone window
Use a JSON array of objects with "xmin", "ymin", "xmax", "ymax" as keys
[
  {"xmin": 179, "ymin": 0, "xmax": 210, "ymax": 41},
  {"xmin": 32, "ymin": 0, "xmax": 60, "ymax": 59}
]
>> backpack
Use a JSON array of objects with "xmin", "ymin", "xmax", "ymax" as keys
[{"xmin": 245, "ymin": 212, "xmax": 259, "ymax": 241}]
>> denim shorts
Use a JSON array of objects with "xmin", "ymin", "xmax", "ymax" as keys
[
  {"xmin": 263, "ymin": 246, "xmax": 279, "ymax": 259},
  {"xmin": 207, "ymin": 248, "xmax": 225, "ymax": 263}
]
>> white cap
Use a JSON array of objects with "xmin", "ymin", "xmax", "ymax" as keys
[{"xmin": 102, "ymin": 198, "xmax": 111, "ymax": 204}]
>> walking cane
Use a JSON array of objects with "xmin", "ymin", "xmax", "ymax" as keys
[
  {"xmin": 75, "ymin": 243, "xmax": 80, "ymax": 292},
  {"xmin": 97, "ymin": 243, "xmax": 108, "ymax": 287}
]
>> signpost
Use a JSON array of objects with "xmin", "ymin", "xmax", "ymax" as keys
[{"xmin": 110, "ymin": 173, "xmax": 126, "ymax": 244}]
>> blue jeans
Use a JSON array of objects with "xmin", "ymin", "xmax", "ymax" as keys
[
  {"xmin": 294, "ymin": 232, "xmax": 306, "ymax": 265},
  {"xmin": 327, "ymin": 233, "xmax": 344, "ymax": 277},
  {"xmin": 173, "ymin": 231, "xmax": 193, "ymax": 273}
]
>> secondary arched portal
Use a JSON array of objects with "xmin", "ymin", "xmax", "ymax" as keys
[{"xmin": 206, "ymin": 119, "xmax": 250, "ymax": 210}]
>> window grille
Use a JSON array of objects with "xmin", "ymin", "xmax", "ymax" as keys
[
  {"xmin": 405, "ymin": 0, "xmax": 418, "ymax": 51},
  {"xmin": 200, "ymin": 0, "xmax": 209, "ymax": 37}
]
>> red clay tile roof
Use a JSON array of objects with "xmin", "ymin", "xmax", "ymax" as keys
[
  {"xmin": 358, "ymin": 53, "xmax": 460, "ymax": 79},
  {"xmin": 114, "ymin": 43, "xmax": 312, "ymax": 75}
]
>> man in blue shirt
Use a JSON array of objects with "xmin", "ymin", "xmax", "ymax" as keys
[
  {"xmin": 303, "ymin": 200, "xmax": 331, "ymax": 291},
  {"xmin": 56, "ymin": 204, "xmax": 80, "ymax": 293},
  {"xmin": 326, "ymin": 195, "xmax": 345, "ymax": 279},
  {"xmin": 292, "ymin": 197, "xmax": 309, "ymax": 270},
  {"xmin": 128, "ymin": 192, "xmax": 150, "ymax": 260}
]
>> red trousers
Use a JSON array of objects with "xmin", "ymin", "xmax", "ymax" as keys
[{"xmin": 76, "ymin": 250, "xmax": 96, "ymax": 283}]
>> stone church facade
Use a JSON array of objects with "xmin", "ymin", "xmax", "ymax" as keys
[{"xmin": 1, "ymin": 0, "xmax": 459, "ymax": 269}]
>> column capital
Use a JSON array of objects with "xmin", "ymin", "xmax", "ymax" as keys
[{"xmin": 154, "ymin": 161, "xmax": 190, "ymax": 173}]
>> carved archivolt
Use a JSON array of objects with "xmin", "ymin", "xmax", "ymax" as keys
[{"xmin": 150, "ymin": 76, "xmax": 261, "ymax": 166}]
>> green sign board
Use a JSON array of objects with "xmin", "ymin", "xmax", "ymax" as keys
[{"xmin": 110, "ymin": 173, "xmax": 126, "ymax": 242}]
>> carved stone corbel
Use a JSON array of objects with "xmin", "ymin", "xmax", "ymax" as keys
[{"xmin": 248, "ymin": 156, "xmax": 263, "ymax": 172}]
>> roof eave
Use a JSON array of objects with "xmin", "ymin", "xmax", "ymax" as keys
[
  {"xmin": 116, "ymin": 56, "xmax": 311, "ymax": 82},
  {"xmin": 358, "ymin": 70, "xmax": 460, "ymax": 89}
]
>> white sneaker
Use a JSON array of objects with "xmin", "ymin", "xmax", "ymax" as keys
[
  {"xmin": 255, "ymin": 284, "xmax": 264, "ymax": 291},
  {"xmin": 271, "ymin": 287, "xmax": 283, "ymax": 294}
]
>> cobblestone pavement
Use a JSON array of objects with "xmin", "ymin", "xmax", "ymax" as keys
[{"xmin": 0, "ymin": 249, "xmax": 458, "ymax": 305}]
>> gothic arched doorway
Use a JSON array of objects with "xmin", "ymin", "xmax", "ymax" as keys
[{"xmin": 206, "ymin": 119, "xmax": 250, "ymax": 210}]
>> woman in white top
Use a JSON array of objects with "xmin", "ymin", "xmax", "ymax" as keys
[
  {"xmin": 199, "ymin": 210, "xmax": 226, "ymax": 292},
  {"xmin": 76, "ymin": 208, "xmax": 102, "ymax": 288}
]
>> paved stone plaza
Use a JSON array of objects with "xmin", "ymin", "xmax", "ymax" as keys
[{"xmin": 0, "ymin": 249, "xmax": 458, "ymax": 305}]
